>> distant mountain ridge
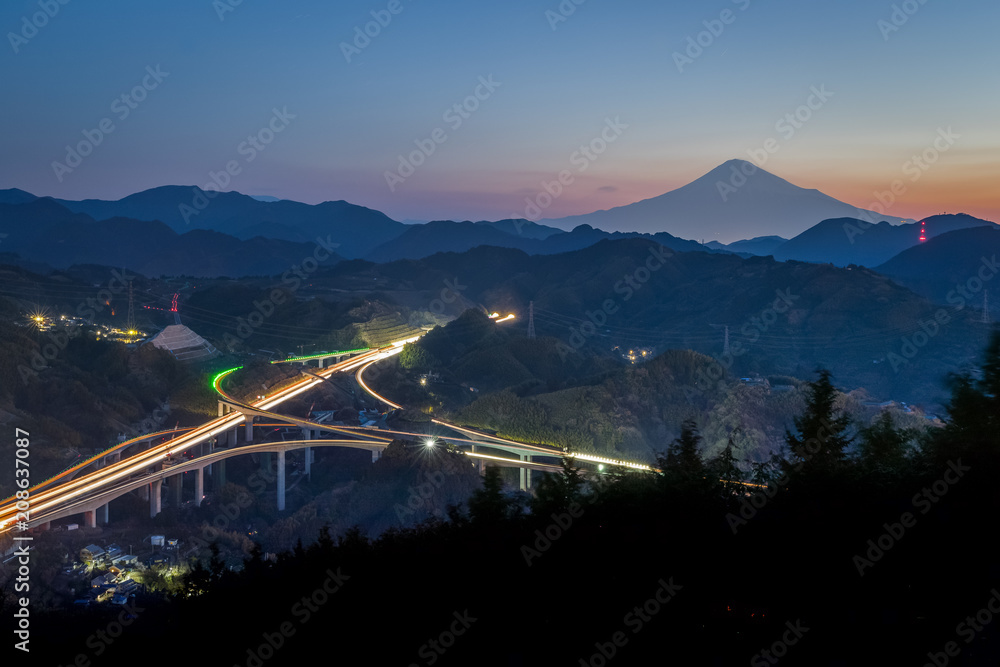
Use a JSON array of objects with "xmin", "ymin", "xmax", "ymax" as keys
[
  {"xmin": 0, "ymin": 198, "xmax": 343, "ymax": 277},
  {"xmin": 364, "ymin": 220, "xmax": 717, "ymax": 262},
  {"xmin": 350, "ymin": 237, "xmax": 984, "ymax": 407},
  {"xmin": 3, "ymin": 161, "xmax": 992, "ymax": 269},
  {"xmin": 0, "ymin": 187, "xmax": 722, "ymax": 266},
  {"xmin": 773, "ymin": 213, "xmax": 997, "ymax": 267},
  {"xmin": 548, "ymin": 159, "xmax": 909, "ymax": 242},
  {"xmin": 1, "ymin": 160, "xmax": 900, "ymax": 256},
  {"xmin": 0, "ymin": 188, "xmax": 37, "ymax": 205},
  {"xmin": 0, "ymin": 194, "xmax": 718, "ymax": 275},
  {"xmin": 876, "ymin": 224, "xmax": 1000, "ymax": 303},
  {"xmin": 5, "ymin": 186, "xmax": 405, "ymax": 260},
  {"xmin": 705, "ymin": 235, "xmax": 788, "ymax": 256}
]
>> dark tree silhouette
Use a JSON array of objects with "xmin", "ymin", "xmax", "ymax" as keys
[
  {"xmin": 856, "ymin": 411, "xmax": 916, "ymax": 483},
  {"xmin": 531, "ymin": 456, "xmax": 585, "ymax": 516},
  {"xmin": 467, "ymin": 466, "xmax": 513, "ymax": 524},
  {"xmin": 784, "ymin": 369, "xmax": 852, "ymax": 479},
  {"xmin": 659, "ymin": 419, "xmax": 710, "ymax": 492},
  {"xmin": 930, "ymin": 330, "xmax": 1000, "ymax": 462},
  {"xmin": 708, "ymin": 431, "xmax": 744, "ymax": 495}
]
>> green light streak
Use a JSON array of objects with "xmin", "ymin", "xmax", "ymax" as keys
[
  {"xmin": 211, "ymin": 366, "xmax": 243, "ymax": 393},
  {"xmin": 270, "ymin": 348, "xmax": 370, "ymax": 364}
]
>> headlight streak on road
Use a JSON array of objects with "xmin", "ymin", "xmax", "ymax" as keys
[
  {"xmin": 1, "ymin": 340, "xmax": 662, "ymax": 534},
  {"xmin": 25, "ymin": 439, "xmax": 389, "ymax": 526},
  {"xmin": 354, "ymin": 348, "xmax": 404, "ymax": 410},
  {"xmin": 0, "ymin": 424, "xmax": 220, "ymax": 524},
  {"xmin": 331, "ymin": 424, "xmax": 561, "ymax": 454},
  {"xmin": 568, "ymin": 452, "xmax": 653, "ymax": 471},
  {"xmin": 352, "ymin": 345, "xmax": 658, "ymax": 471},
  {"xmin": 0, "ymin": 350, "xmax": 383, "ymax": 531},
  {"xmin": 0, "ymin": 426, "xmax": 194, "ymax": 505},
  {"xmin": 14, "ymin": 414, "xmax": 247, "ymax": 519},
  {"xmin": 269, "ymin": 348, "xmax": 370, "ymax": 364},
  {"xmin": 211, "ymin": 366, "xmax": 243, "ymax": 398},
  {"xmin": 391, "ymin": 336, "xmax": 421, "ymax": 347},
  {"xmin": 461, "ymin": 450, "xmax": 562, "ymax": 472},
  {"xmin": 216, "ymin": 398, "xmax": 395, "ymax": 444},
  {"xmin": 428, "ymin": 419, "xmax": 560, "ymax": 454}
]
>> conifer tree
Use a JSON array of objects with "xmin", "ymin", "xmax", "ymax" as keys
[
  {"xmin": 709, "ymin": 432, "xmax": 744, "ymax": 493},
  {"xmin": 930, "ymin": 330, "xmax": 1000, "ymax": 461},
  {"xmin": 856, "ymin": 411, "xmax": 915, "ymax": 482},
  {"xmin": 468, "ymin": 466, "xmax": 511, "ymax": 524},
  {"xmin": 784, "ymin": 369, "xmax": 852, "ymax": 478},
  {"xmin": 659, "ymin": 419, "xmax": 708, "ymax": 490},
  {"xmin": 531, "ymin": 457, "xmax": 585, "ymax": 515}
]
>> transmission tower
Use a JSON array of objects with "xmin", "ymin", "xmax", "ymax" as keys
[
  {"xmin": 527, "ymin": 301, "xmax": 536, "ymax": 339},
  {"xmin": 708, "ymin": 323, "xmax": 730, "ymax": 355},
  {"xmin": 126, "ymin": 281, "xmax": 136, "ymax": 341},
  {"xmin": 171, "ymin": 293, "xmax": 181, "ymax": 325}
]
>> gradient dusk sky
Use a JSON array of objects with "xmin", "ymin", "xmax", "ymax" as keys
[{"xmin": 2, "ymin": 0, "xmax": 997, "ymax": 229}]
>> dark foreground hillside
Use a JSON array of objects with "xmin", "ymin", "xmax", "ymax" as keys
[
  {"xmin": 17, "ymin": 333, "xmax": 1000, "ymax": 667},
  {"xmin": 20, "ymin": 456, "xmax": 1000, "ymax": 666}
]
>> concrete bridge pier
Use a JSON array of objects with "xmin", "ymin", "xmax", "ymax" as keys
[
  {"xmin": 85, "ymin": 510, "xmax": 96, "ymax": 528},
  {"xmin": 470, "ymin": 445, "xmax": 486, "ymax": 476},
  {"xmin": 520, "ymin": 455, "xmax": 532, "ymax": 491},
  {"xmin": 150, "ymin": 479, "xmax": 162, "ymax": 517},
  {"xmin": 170, "ymin": 473, "xmax": 183, "ymax": 508},
  {"xmin": 301, "ymin": 429, "xmax": 312, "ymax": 479},
  {"xmin": 98, "ymin": 503, "xmax": 109, "ymax": 525},
  {"xmin": 140, "ymin": 483, "xmax": 149, "ymax": 501},
  {"xmin": 244, "ymin": 415, "xmax": 254, "ymax": 443},
  {"xmin": 216, "ymin": 460, "xmax": 227, "ymax": 487},
  {"xmin": 195, "ymin": 468, "xmax": 204, "ymax": 507},
  {"xmin": 372, "ymin": 449, "xmax": 381, "ymax": 463},
  {"xmin": 276, "ymin": 450, "xmax": 285, "ymax": 511}
]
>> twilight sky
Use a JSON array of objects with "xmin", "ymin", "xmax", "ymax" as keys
[{"xmin": 2, "ymin": 0, "xmax": 998, "ymax": 229}]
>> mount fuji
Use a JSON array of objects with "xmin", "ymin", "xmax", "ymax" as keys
[{"xmin": 547, "ymin": 159, "xmax": 910, "ymax": 243}]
